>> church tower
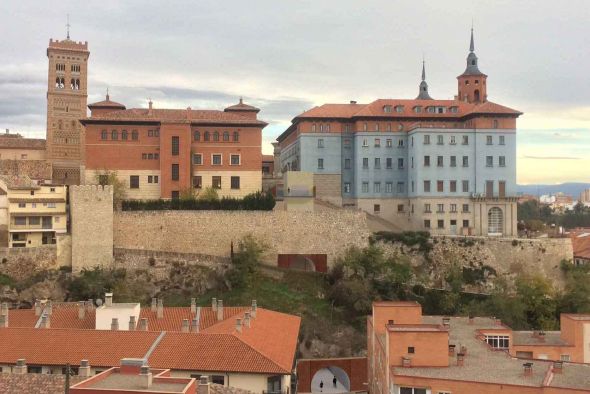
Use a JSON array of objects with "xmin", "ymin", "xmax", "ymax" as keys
[
  {"xmin": 416, "ymin": 60, "xmax": 433, "ymax": 100},
  {"xmin": 46, "ymin": 24, "xmax": 89, "ymax": 185},
  {"xmin": 457, "ymin": 28, "xmax": 487, "ymax": 103}
]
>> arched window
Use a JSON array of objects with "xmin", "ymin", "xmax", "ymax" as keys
[
  {"xmin": 60, "ymin": 78, "xmax": 65, "ymax": 88},
  {"xmin": 55, "ymin": 77, "xmax": 60, "ymax": 88},
  {"xmin": 70, "ymin": 79, "xmax": 75, "ymax": 89},
  {"xmin": 474, "ymin": 89, "xmax": 480, "ymax": 102},
  {"xmin": 131, "ymin": 130, "xmax": 138, "ymax": 141},
  {"xmin": 204, "ymin": 131, "xmax": 210, "ymax": 141},
  {"xmin": 488, "ymin": 207, "xmax": 504, "ymax": 236},
  {"xmin": 213, "ymin": 131, "xmax": 219, "ymax": 141},
  {"xmin": 194, "ymin": 131, "xmax": 200, "ymax": 141},
  {"xmin": 75, "ymin": 79, "xmax": 80, "ymax": 90},
  {"xmin": 101, "ymin": 130, "xmax": 107, "ymax": 140},
  {"xmin": 493, "ymin": 120, "xmax": 498, "ymax": 129},
  {"xmin": 111, "ymin": 130, "xmax": 118, "ymax": 140},
  {"xmin": 233, "ymin": 131, "xmax": 239, "ymax": 142},
  {"xmin": 121, "ymin": 130, "xmax": 128, "ymax": 140},
  {"xmin": 223, "ymin": 131, "xmax": 229, "ymax": 141}
]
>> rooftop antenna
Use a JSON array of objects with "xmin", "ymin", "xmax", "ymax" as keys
[{"xmin": 66, "ymin": 14, "xmax": 71, "ymax": 40}]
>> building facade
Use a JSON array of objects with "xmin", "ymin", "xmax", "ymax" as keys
[
  {"xmin": 45, "ymin": 35, "xmax": 89, "ymax": 185},
  {"xmin": 277, "ymin": 30, "xmax": 521, "ymax": 236},
  {"xmin": 80, "ymin": 97, "xmax": 267, "ymax": 200}
]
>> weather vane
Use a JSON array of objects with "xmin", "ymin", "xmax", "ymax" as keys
[{"xmin": 66, "ymin": 14, "xmax": 71, "ymax": 40}]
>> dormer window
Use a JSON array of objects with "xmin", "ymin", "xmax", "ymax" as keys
[
  {"xmin": 427, "ymin": 106, "xmax": 435, "ymax": 113},
  {"xmin": 413, "ymin": 106, "xmax": 422, "ymax": 113},
  {"xmin": 465, "ymin": 80, "xmax": 470, "ymax": 85},
  {"xmin": 383, "ymin": 105, "xmax": 392, "ymax": 113},
  {"xmin": 394, "ymin": 105, "xmax": 404, "ymax": 113},
  {"xmin": 449, "ymin": 106, "xmax": 458, "ymax": 113},
  {"xmin": 437, "ymin": 107, "xmax": 445, "ymax": 114}
]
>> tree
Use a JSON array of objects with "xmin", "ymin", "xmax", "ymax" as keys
[
  {"xmin": 559, "ymin": 265, "xmax": 590, "ymax": 314},
  {"xmin": 226, "ymin": 234, "xmax": 266, "ymax": 288},
  {"xmin": 516, "ymin": 274, "xmax": 558, "ymax": 330},
  {"xmin": 95, "ymin": 169, "xmax": 126, "ymax": 209},
  {"xmin": 197, "ymin": 186, "xmax": 219, "ymax": 202}
]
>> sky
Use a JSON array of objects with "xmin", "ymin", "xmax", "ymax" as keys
[{"xmin": 0, "ymin": 0, "xmax": 589, "ymax": 185}]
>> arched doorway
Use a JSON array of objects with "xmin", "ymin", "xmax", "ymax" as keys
[
  {"xmin": 311, "ymin": 366, "xmax": 351, "ymax": 393},
  {"xmin": 290, "ymin": 255, "xmax": 316, "ymax": 272},
  {"xmin": 474, "ymin": 89, "xmax": 481, "ymax": 102},
  {"xmin": 488, "ymin": 207, "xmax": 504, "ymax": 236}
]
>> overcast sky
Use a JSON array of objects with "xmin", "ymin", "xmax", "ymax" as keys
[{"xmin": 0, "ymin": 0, "xmax": 589, "ymax": 184}]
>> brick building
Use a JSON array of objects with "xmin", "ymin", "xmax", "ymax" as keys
[
  {"xmin": 80, "ymin": 97, "xmax": 267, "ymax": 199},
  {"xmin": 367, "ymin": 301, "xmax": 590, "ymax": 394},
  {"xmin": 277, "ymin": 29, "xmax": 521, "ymax": 236}
]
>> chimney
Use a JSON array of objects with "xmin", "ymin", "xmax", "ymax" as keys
[
  {"xmin": 350, "ymin": 100, "xmax": 357, "ymax": 104},
  {"xmin": 46, "ymin": 301, "xmax": 53, "ymax": 315},
  {"xmin": 129, "ymin": 316, "xmax": 137, "ymax": 331},
  {"xmin": 5, "ymin": 128, "xmax": 8, "ymax": 134},
  {"xmin": 538, "ymin": 331, "xmax": 546, "ymax": 342},
  {"xmin": 192, "ymin": 317, "xmax": 200, "ymax": 333},
  {"xmin": 151, "ymin": 298, "xmax": 157, "ymax": 312},
  {"xmin": 86, "ymin": 299, "xmax": 94, "ymax": 310},
  {"xmin": 442, "ymin": 317, "xmax": 451, "ymax": 328},
  {"xmin": 468, "ymin": 315, "xmax": 475, "ymax": 325},
  {"xmin": 190, "ymin": 298, "xmax": 197, "ymax": 314},
  {"xmin": 40, "ymin": 314, "xmax": 51, "ymax": 329},
  {"xmin": 243, "ymin": 312, "xmax": 251, "ymax": 328},
  {"xmin": 198, "ymin": 375, "xmax": 210, "ymax": 394},
  {"xmin": 140, "ymin": 365, "xmax": 153, "ymax": 389},
  {"xmin": 79, "ymin": 360, "xmax": 91, "ymax": 377},
  {"xmin": 105, "ymin": 293, "xmax": 113, "ymax": 307},
  {"xmin": 139, "ymin": 318, "xmax": 148, "ymax": 331},
  {"xmin": 111, "ymin": 318, "xmax": 119, "ymax": 331},
  {"xmin": 523, "ymin": 362, "xmax": 533, "ymax": 377},
  {"xmin": 448, "ymin": 344, "xmax": 456, "ymax": 356},
  {"xmin": 251, "ymin": 299, "xmax": 257, "ymax": 318},
  {"xmin": 34, "ymin": 300, "xmax": 42, "ymax": 316},
  {"xmin": 0, "ymin": 314, "xmax": 7, "ymax": 328},
  {"xmin": 217, "ymin": 300, "xmax": 223, "ymax": 321},
  {"xmin": 235, "ymin": 318, "xmax": 242, "ymax": 333},
  {"xmin": 157, "ymin": 299, "xmax": 164, "ymax": 319},
  {"xmin": 212, "ymin": 298, "xmax": 217, "ymax": 312},
  {"xmin": 495, "ymin": 318, "xmax": 502, "ymax": 326},
  {"xmin": 78, "ymin": 301, "xmax": 86, "ymax": 320},
  {"xmin": 553, "ymin": 361, "xmax": 563, "ymax": 374},
  {"xmin": 182, "ymin": 319, "xmax": 190, "ymax": 333},
  {"xmin": 401, "ymin": 356, "xmax": 411, "ymax": 368},
  {"xmin": 148, "ymin": 100, "xmax": 153, "ymax": 114},
  {"xmin": 186, "ymin": 107, "xmax": 191, "ymax": 120},
  {"xmin": 14, "ymin": 359, "xmax": 27, "ymax": 374},
  {"xmin": 456, "ymin": 353, "xmax": 465, "ymax": 367}
]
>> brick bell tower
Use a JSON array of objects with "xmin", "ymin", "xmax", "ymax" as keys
[
  {"xmin": 457, "ymin": 28, "xmax": 487, "ymax": 103},
  {"xmin": 46, "ymin": 22, "xmax": 89, "ymax": 185}
]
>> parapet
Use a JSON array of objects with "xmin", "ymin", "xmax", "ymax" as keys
[
  {"xmin": 48, "ymin": 38, "xmax": 89, "ymax": 52},
  {"xmin": 70, "ymin": 184, "xmax": 113, "ymax": 203}
]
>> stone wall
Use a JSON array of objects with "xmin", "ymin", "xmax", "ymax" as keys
[
  {"xmin": 114, "ymin": 210, "xmax": 371, "ymax": 265},
  {"xmin": 313, "ymin": 173, "xmax": 342, "ymax": 206},
  {"xmin": 0, "ymin": 159, "xmax": 51, "ymax": 181},
  {"xmin": 70, "ymin": 185, "xmax": 113, "ymax": 273},
  {"xmin": 0, "ymin": 246, "xmax": 58, "ymax": 281}
]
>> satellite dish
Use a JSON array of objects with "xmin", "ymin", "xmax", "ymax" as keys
[{"xmin": 96, "ymin": 299, "xmax": 103, "ymax": 306}]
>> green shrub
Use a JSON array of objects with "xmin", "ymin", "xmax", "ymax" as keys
[
  {"xmin": 370, "ymin": 231, "xmax": 432, "ymax": 253},
  {"xmin": 122, "ymin": 191, "xmax": 275, "ymax": 211}
]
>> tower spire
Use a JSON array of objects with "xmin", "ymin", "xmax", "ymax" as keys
[
  {"xmin": 66, "ymin": 14, "xmax": 71, "ymax": 40},
  {"xmin": 469, "ymin": 26, "xmax": 474, "ymax": 52},
  {"xmin": 421, "ymin": 58, "xmax": 426, "ymax": 81},
  {"xmin": 416, "ymin": 58, "xmax": 433, "ymax": 100}
]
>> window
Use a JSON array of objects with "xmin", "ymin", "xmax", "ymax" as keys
[
  {"xmin": 47, "ymin": 202, "xmax": 56, "ymax": 208},
  {"xmin": 386, "ymin": 139, "xmax": 393, "ymax": 147},
  {"xmin": 212, "ymin": 176, "xmax": 222, "ymax": 189},
  {"xmin": 130, "ymin": 176, "xmax": 139, "ymax": 189},
  {"xmin": 374, "ymin": 204, "xmax": 381, "ymax": 213},
  {"xmin": 101, "ymin": 130, "xmax": 107, "ymax": 140},
  {"xmin": 462, "ymin": 180, "xmax": 469, "ymax": 192},
  {"xmin": 343, "ymin": 183, "xmax": 351, "ymax": 193},
  {"xmin": 499, "ymin": 180, "xmax": 506, "ymax": 198},
  {"xmin": 193, "ymin": 176, "xmax": 202, "ymax": 189},
  {"xmin": 28, "ymin": 366, "xmax": 42, "ymax": 374},
  {"xmin": 437, "ymin": 156, "xmax": 443, "ymax": 167},
  {"xmin": 499, "ymin": 135, "xmax": 505, "ymax": 145},
  {"xmin": 462, "ymin": 156, "xmax": 469, "ymax": 167},
  {"xmin": 424, "ymin": 203, "xmax": 431, "ymax": 213},
  {"xmin": 212, "ymin": 154, "xmax": 222, "ymax": 165},
  {"xmin": 462, "ymin": 204, "xmax": 470, "ymax": 213},
  {"xmin": 398, "ymin": 139, "xmax": 404, "ymax": 148},
  {"xmin": 29, "ymin": 217, "xmax": 40, "ymax": 225},
  {"xmin": 231, "ymin": 176, "xmax": 240, "ymax": 189},
  {"xmin": 424, "ymin": 220, "xmax": 431, "ymax": 228},
  {"xmin": 213, "ymin": 131, "xmax": 220, "ymax": 141},
  {"xmin": 463, "ymin": 219, "xmax": 470, "ymax": 228},
  {"xmin": 147, "ymin": 153, "xmax": 154, "ymax": 160},
  {"xmin": 121, "ymin": 130, "xmax": 128, "ymax": 140},
  {"xmin": 311, "ymin": 124, "xmax": 316, "ymax": 132},
  {"xmin": 318, "ymin": 139, "xmax": 324, "ymax": 148},
  {"xmin": 493, "ymin": 120, "xmax": 499, "ymax": 129},
  {"xmin": 233, "ymin": 131, "xmax": 240, "ymax": 141},
  {"xmin": 194, "ymin": 131, "xmax": 200, "ymax": 141},
  {"xmin": 407, "ymin": 347, "xmax": 415, "ymax": 354},
  {"xmin": 230, "ymin": 154, "xmax": 240, "ymax": 165},
  {"xmin": 193, "ymin": 153, "xmax": 202, "ymax": 165},
  {"xmin": 142, "ymin": 153, "xmax": 148, "ymax": 160},
  {"xmin": 148, "ymin": 130, "xmax": 154, "ymax": 137},
  {"xmin": 486, "ymin": 156, "xmax": 493, "ymax": 167},
  {"xmin": 450, "ymin": 156, "xmax": 457, "ymax": 167},
  {"xmin": 343, "ymin": 138, "xmax": 351, "ymax": 148},
  {"xmin": 362, "ymin": 158, "xmax": 369, "ymax": 169},
  {"xmin": 317, "ymin": 158, "xmax": 324, "ymax": 169},
  {"xmin": 223, "ymin": 131, "xmax": 230, "ymax": 141},
  {"xmin": 374, "ymin": 138, "xmax": 381, "ymax": 147},
  {"xmin": 437, "ymin": 180, "xmax": 444, "ymax": 192},
  {"xmin": 398, "ymin": 158, "xmax": 404, "ymax": 169},
  {"xmin": 148, "ymin": 175, "xmax": 153, "ymax": 184},
  {"xmin": 386, "ymin": 182, "xmax": 393, "ymax": 193},
  {"xmin": 14, "ymin": 217, "xmax": 26, "ymax": 225},
  {"xmin": 363, "ymin": 123, "xmax": 368, "ymax": 131},
  {"xmin": 462, "ymin": 135, "xmax": 469, "ymax": 145},
  {"xmin": 414, "ymin": 106, "xmax": 422, "ymax": 113},
  {"xmin": 485, "ymin": 335, "xmax": 510, "ymax": 349},
  {"xmin": 437, "ymin": 203, "xmax": 444, "ymax": 213},
  {"xmin": 18, "ymin": 202, "xmax": 26, "ymax": 208},
  {"xmin": 111, "ymin": 130, "xmax": 118, "ymax": 140},
  {"xmin": 362, "ymin": 138, "xmax": 368, "ymax": 147},
  {"xmin": 204, "ymin": 131, "xmax": 210, "ymax": 141},
  {"xmin": 211, "ymin": 376, "xmax": 225, "ymax": 385},
  {"xmin": 386, "ymin": 158, "xmax": 392, "ymax": 169},
  {"xmin": 397, "ymin": 182, "xmax": 404, "ymax": 193},
  {"xmin": 560, "ymin": 355, "xmax": 571, "ymax": 362},
  {"xmin": 424, "ymin": 156, "xmax": 430, "ymax": 167},
  {"xmin": 486, "ymin": 135, "xmax": 493, "ymax": 145},
  {"xmin": 423, "ymin": 181, "xmax": 431, "ymax": 193},
  {"xmin": 171, "ymin": 136, "xmax": 180, "ymax": 155},
  {"xmin": 450, "ymin": 136, "xmax": 456, "ymax": 145},
  {"xmin": 499, "ymin": 156, "xmax": 506, "ymax": 167},
  {"xmin": 437, "ymin": 135, "xmax": 443, "ymax": 145},
  {"xmin": 362, "ymin": 182, "xmax": 369, "ymax": 193},
  {"xmin": 450, "ymin": 204, "xmax": 457, "ymax": 213},
  {"xmin": 437, "ymin": 220, "xmax": 444, "ymax": 229},
  {"xmin": 383, "ymin": 105, "xmax": 392, "ymax": 113},
  {"xmin": 344, "ymin": 159, "xmax": 351, "ymax": 169},
  {"xmin": 450, "ymin": 180, "xmax": 457, "ymax": 192},
  {"xmin": 374, "ymin": 158, "xmax": 380, "ymax": 169},
  {"xmin": 171, "ymin": 164, "xmax": 179, "ymax": 181},
  {"xmin": 423, "ymin": 135, "xmax": 430, "ymax": 145},
  {"xmin": 374, "ymin": 182, "xmax": 381, "ymax": 193}
]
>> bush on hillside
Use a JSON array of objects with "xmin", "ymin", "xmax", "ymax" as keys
[{"xmin": 122, "ymin": 191, "xmax": 275, "ymax": 211}]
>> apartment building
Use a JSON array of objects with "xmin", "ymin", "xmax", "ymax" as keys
[
  {"xmin": 277, "ymin": 29, "xmax": 521, "ymax": 236},
  {"xmin": 0, "ymin": 176, "xmax": 66, "ymax": 248},
  {"xmin": 80, "ymin": 96, "xmax": 267, "ymax": 200},
  {"xmin": 367, "ymin": 301, "xmax": 590, "ymax": 394}
]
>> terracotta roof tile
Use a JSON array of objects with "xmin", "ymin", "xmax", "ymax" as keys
[
  {"xmin": 0, "ymin": 135, "xmax": 45, "ymax": 150},
  {"xmin": 0, "ymin": 373, "xmax": 85, "ymax": 394},
  {"xmin": 88, "ymin": 98, "xmax": 126, "ymax": 109},
  {"xmin": 572, "ymin": 233, "xmax": 590, "ymax": 259},
  {"xmin": 139, "ymin": 306, "xmax": 248, "ymax": 332},
  {"xmin": 6, "ymin": 304, "xmax": 96, "ymax": 329}
]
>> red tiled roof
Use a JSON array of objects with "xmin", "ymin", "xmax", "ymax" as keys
[
  {"xmin": 6, "ymin": 304, "xmax": 95, "ymax": 329},
  {"xmin": 139, "ymin": 306, "xmax": 248, "ymax": 332},
  {"xmin": 0, "ymin": 135, "xmax": 46, "ymax": 150},
  {"xmin": 88, "ymin": 98, "xmax": 126, "ymax": 109},
  {"xmin": 0, "ymin": 328, "xmax": 160, "ymax": 367},
  {"xmin": 0, "ymin": 373, "xmax": 85, "ymax": 394},
  {"xmin": 4, "ymin": 309, "xmax": 40, "ymax": 328},
  {"xmin": 572, "ymin": 234, "xmax": 590, "ymax": 259},
  {"xmin": 224, "ymin": 100, "xmax": 260, "ymax": 113}
]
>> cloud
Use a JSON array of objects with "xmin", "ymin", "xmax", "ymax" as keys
[{"xmin": 522, "ymin": 155, "xmax": 581, "ymax": 160}]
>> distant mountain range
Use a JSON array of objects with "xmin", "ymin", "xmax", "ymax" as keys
[{"xmin": 517, "ymin": 183, "xmax": 590, "ymax": 197}]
